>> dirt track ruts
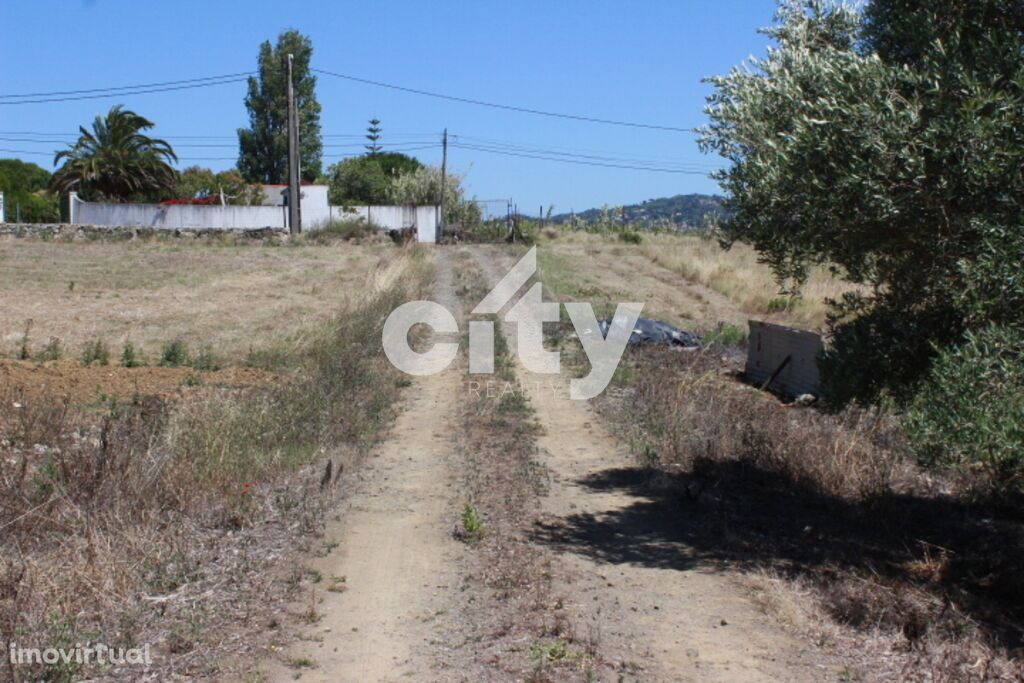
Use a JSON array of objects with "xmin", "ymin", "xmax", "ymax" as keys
[{"xmin": 470, "ymin": 244, "xmax": 827, "ymax": 682}]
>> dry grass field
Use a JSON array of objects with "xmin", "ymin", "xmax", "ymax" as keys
[
  {"xmin": 0, "ymin": 238, "xmax": 398, "ymax": 365},
  {"xmin": 537, "ymin": 230, "xmax": 859, "ymax": 330}
]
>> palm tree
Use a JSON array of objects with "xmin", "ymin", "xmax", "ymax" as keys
[{"xmin": 51, "ymin": 105, "xmax": 178, "ymax": 201}]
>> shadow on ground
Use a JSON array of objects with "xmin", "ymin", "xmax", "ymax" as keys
[{"xmin": 529, "ymin": 459, "xmax": 1024, "ymax": 651}]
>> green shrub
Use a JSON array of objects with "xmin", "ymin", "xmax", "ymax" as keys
[
  {"xmin": 460, "ymin": 503, "xmax": 485, "ymax": 542},
  {"xmin": 618, "ymin": 229, "xmax": 643, "ymax": 244},
  {"xmin": 81, "ymin": 339, "xmax": 110, "ymax": 366},
  {"xmin": 159, "ymin": 339, "xmax": 189, "ymax": 367},
  {"xmin": 703, "ymin": 323, "xmax": 747, "ymax": 348},
  {"xmin": 905, "ymin": 325, "xmax": 1024, "ymax": 493},
  {"xmin": 121, "ymin": 341, "xmax": 142, "ymax": 368},
  {"xmin": 766, "ymin": 296, "xmax": 796, "ymax": 313}
]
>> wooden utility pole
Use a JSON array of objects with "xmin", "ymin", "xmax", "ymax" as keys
[
  {"xmin": 286, "ymin": 53, "xmax": 302, "ymax": 234},
  {"xmin": 438, "ymin": 128, "xmax": 448, "ymax": 242}
]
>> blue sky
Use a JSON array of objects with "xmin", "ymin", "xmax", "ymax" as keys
[{"xmin": 1, "ymin": 0, "xmax": 778, "ymax": 214}]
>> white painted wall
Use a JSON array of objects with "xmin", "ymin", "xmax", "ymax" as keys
[
  {"xmin": 326, "ymin": 205, "xmax": 438, "ymax": 243},
  {"xmin": 69, "ymin": 194, "xmax": 438, "ymax": 242},
  {"xmin": 259, "ymin": 184, "xmax": 331, "ymax": 227},
  {"xmin": 74, "ymin": 196, "xmax": 286, "ymax": 229}
]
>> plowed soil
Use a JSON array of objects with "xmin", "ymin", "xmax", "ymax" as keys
[{"xmin": 0, "ymin": 360, "xmax": 277, "ymax": 403}]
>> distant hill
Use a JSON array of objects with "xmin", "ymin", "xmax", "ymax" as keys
[{"xmin": 551, "ymin": 193, "xmax": 727, "ymax": 229}]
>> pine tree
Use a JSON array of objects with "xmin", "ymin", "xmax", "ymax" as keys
[{"xmin": 365, "ymin": 118, "xmax": 383, "ymax": 155}]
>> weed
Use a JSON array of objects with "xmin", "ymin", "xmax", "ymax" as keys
[
  {"xmin": 192, "ymin": 345, "xmax": 222, "ymax": 371},
  {"xmin": 460, "ymin": 503, "xmax": 485, "ymax": 543},
  {"xmin": 121, "ymin": 341, "xmax": 142, "ymax": 367},
  {"xmin": 159, "ymin": 339, "xmax": 189, "ymax": 367},
  {"xmin": 497, "ymin": 391, "xmax": 530, "ymax": 415},
  {"xmin": 529, "ymin": 639, "xmax": 571, "ymax": 665},
  {"xmin": 18, "ymin": 319, "xmax": 33, "ymax": 360},
  {"xmin": 767, "ymin": 296, "xmax": 797, "ymax": 313},
  {"xmin": 301, "ymin": 590, "xmax": 321, "ymax": 624},
  {"xmin": 703, "ymin": 322, "xmax": 747, "ymax": 348},
  {"xmin": 81, "ymin": 339, "xmax": 110, "ymax": 366},
  {"xmin": 36, "ymin": 337, "xmax": 63, "ymax": 363}
]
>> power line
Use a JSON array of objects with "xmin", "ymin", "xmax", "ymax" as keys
[
  {"xmin": 0, "ymin": 72, "xmax": 253, "ymax": 100},
  {"xmin": 451, "ymin": 133, "xmax": 719, "ymax": 169},
  {"xmin": 449, "ymin": 137, "xmax": 719, "ymax": 172},
  {"xmin": 450, "ymin": 135, "xmax": 720, "ymax": 171},
  {"xmin": 312, "ymin": 68, "xmax": 698, "ymax": 133},
  {"xmin": 0, "ymin": 76, "xmax": 249, "ymax": 106},
  {"xmin": 449, "ymin": 142, "xmax": 713, "ymax": 174},
  {"xmin": 0, "ymin": 148, "xmax": 50, "ymax": 156}
]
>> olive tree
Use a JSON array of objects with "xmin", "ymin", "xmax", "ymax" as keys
[{"xmin": 701, "ymin": 0, "xmax": 1024, "ymax": 405}]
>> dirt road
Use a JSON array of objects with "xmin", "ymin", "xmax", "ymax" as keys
[
  {"xmin": 270, "ymin": 246, "xmax": 829, "ymax": 681},
  {"xmin": 470, "ymin": 245, "xmax": 825, "ymax": 682},
  {"xmin": 268, "ymin": 251, "xmax": 466, "ymax": 682}
]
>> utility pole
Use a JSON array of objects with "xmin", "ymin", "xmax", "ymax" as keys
[
  {"xmin": 438, "ymin": 128, "xmax": 448, "ymax": 243},
  {"xmin": 286, "ymin": 53, "xmax": 302, "ymax": 235},
  {"xmin": 513, "ymin": 202, "xmax": 518, "ymax": 243},
  {"xmin": 507, "ymin": 198, "xmax": 513, "ymax": 243}
]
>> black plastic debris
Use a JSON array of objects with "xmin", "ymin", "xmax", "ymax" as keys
[{"xmin": 593, "ymin": 316, "xmax": 701, "ymax": 348}]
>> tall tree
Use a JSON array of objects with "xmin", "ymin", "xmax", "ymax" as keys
[
  {"xmin": 237, "ymin": 30, "xmax": 322, "ymax": 183},
  {"xmin": 365, "ymin": 118, "xmax": 383, "ymax": 155},
  {"xmin": 50, "ymin": 105, "xmax": 178, "ymax": 201}
]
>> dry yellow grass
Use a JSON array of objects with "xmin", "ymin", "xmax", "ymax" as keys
[
  {"xmin": 538, "ymin": 231, "xmax": 858, "ymax": 330},
  {"xmin": 638, "ymin": 234, "xmax": 859, "ymax": 329},
  {"xmin": 0, "ymin": 238, "xmax": 402, "ymax": 362}
]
